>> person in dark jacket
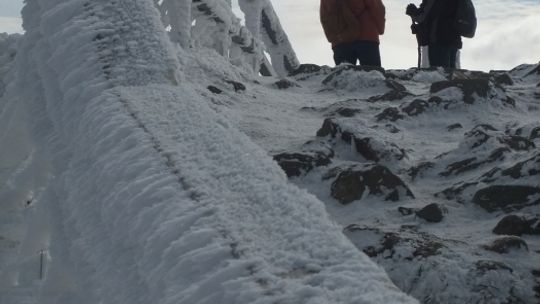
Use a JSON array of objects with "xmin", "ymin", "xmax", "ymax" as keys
[
  {"xmin": 406, "ymin": 0, "xmax": 462, "ymax": 68},
  {"xmin": 321, "ymin": 0, "xmax": 386, "ymax": 67}
]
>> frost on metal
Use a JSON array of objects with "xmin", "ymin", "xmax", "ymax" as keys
[{"xmin": 154, "ymin": 0, "xmax": 299, "ymax": 76}]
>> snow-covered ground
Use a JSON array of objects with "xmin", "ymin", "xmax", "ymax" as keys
[{"xmin": 1, "ymin": 0, "xmax": 539, "ymax": 304}]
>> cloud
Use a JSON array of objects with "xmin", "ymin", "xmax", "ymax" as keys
[{"xmin": 0, "ymin": 17, "xmax": 23, "ymax": 34}]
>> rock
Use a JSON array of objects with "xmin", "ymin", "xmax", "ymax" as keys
[
  {"xmin": 328, "ymin": 107, "xmax": 361, "ymax": 117},
  {"xmin": 447, "ymin": 123, "xmax": 463, "ymax": 131},
  {"xmin": 472, "ymin": 185, "xmax": 540, "ymax": 212},
  {"xmin": 352, "ymin": 136, "xmax": 406, "ymax": 163},
  {"xmin": 408, "ymin": 161, "xmax": 435, "ymax": 180},
  {"xmin": 376, "ymin": 107, "xmax": 404, "ymax": 122},
  {"xmin": 322, "ymin": 65, "xmax": 386, "ymax": 86},
  {"xmin": 475, "ymin": 260, "xmax": 513, "ymax": 274},
  {"xmin": 398, "ymin": 206, "xmax": 414, "ymax": 215},
  {"xmin": 530, "ymin": 127, "xmax": 540, "ymax": 140},
  {"xmin": 416, "ymin": 203, "xmax": 446, "ymax": 223},
  {"xmin": 440, "ymin": 148, "xmax": 509, "ymax": 177},
  {"xmin": 493, "ymin": 215, "xmax": 531, "ymax": 236},
  {"xmin": 402, "ymin": 99, "xmax": 429, "ymax": 116},
  {"xmin": 385, "ymin": 79, "xmax": 406, "ymax": 92},
  {"xmin": 501, "ymin": 153, "xmax": 540, "ymax": 178},
  {"xmin": 316, "ymin": 118, "xmax": 341, "ymax": 138},
  {"xmin": 430, "ymin": 78, "xmax": 490, "ymax": 104},
  {"xmin": 330, "ymin": 164, "xmax": 414, "ymax": 204},
  {"xmin": 368, "ymin": 90, "xmax": 412, "ymax": 102},
  {"xmin": 483, "ymin": 236, "xmax": 528, "ymax": 254},
  {"xmin": 499, "ymin": 135, "xmax": 535, "ymax": 151},
  {"xmin": 490, "ymin": 72, "xmax": 514, "ymax": 86},
  {"xmin": 274, "ymin": 79, "xmax": 299, "ymax": 89},
  {"xmin": 207, "ymin": 85, "xmax": 222, "ymax": 94},
  {"xmin": 273, "ymin": 143, "xmax": 334, "ymax": 177},
  {"xmin": 289, "ymin": 63, "xmax": 322, "ymax": 76},
  {"xmin": 225, "ymin": 80, "xmax": 246, "ymax": 92}
]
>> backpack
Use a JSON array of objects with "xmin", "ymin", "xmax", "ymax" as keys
[
  {"xmin": 453, "ymin": 0, "xmax": 477, "ymax": 38},
  {"xmin": 320, "ymin": 0, "xmax": 361, "ymax": 44}
]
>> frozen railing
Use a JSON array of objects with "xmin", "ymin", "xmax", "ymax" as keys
[{"xmin": 154, "ymin": 0, "xmax": 299, "ymax": 76}]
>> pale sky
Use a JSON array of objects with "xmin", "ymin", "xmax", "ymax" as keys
[{"xmin": 1, "ymin": 0, "xmax": 539, "ymax": 71}]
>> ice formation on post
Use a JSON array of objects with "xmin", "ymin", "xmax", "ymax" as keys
[
  {"xmin": 0, "ymin": 0, "xmax": 416, "ymax": 303},
  {"xmin": 154, "ymin": 0, "xmax": 299, "ymax": 76}
]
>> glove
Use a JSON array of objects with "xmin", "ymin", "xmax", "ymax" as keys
[
  {"xmin": 411, "ymin": 23, "xmax": 419, "ymax": 34},
  {"xmin": 406, "ymin": 4, "xmax": 418, "ymax": 16}
]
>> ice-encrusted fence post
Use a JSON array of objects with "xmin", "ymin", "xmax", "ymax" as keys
[
  {"xmin": 154, "ymin": 0, "xmax": 193, "ymax": 48},
  {"xmin": 238, "ymin": 0, "xmax": 299, "ymax": 76},
  {"xmin": 154, "ymin": 0, "xmax": 297, "ymax": 76}
]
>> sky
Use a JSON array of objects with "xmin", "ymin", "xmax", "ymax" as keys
[{"xmin": 1, "ymin": 0, "xmax": 539, "ymax": 71}]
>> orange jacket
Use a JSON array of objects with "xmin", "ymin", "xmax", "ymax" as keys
[{"xmin": 320, "ymin": 0, "xmax": 386, "ymax": 44}]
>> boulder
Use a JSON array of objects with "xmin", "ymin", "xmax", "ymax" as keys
[
  {"xmin": 376, "ymin": 107, "xmax": 404, "ymax": 122},
  {"xmin": 493, "ymin": 215, "xmax": 531, "ymax": 236},
  {"xmin": 416, "ymin": 203, "xmax": 446, "ymax": 223},
  {"xmin": 483, "ymin": 236, "xmax": 528, "ymax": 254},
  {"xmin": 330, "ymin": 164, "xmax": 414, "ymax": 204},
  {"xmin": 273, "ymin": 143, "xmax": 334, "ymax": 177},
  {"xmin": 352, "ymin": 136, "xmax": 406, "ymax": 163},
  {"xmin": 225, "ymin": 80, "xmax": 246, "ymax": 92},
  {"xmin": 207, "ymin": 85, "xmax": 222, "ymax": 94},
  {"xmin": 274, "ymin": 79, "xmax": 299, "ymax": 89},
  {"xmin": 472, "ymin": 185, "xmax": 540, "ymax": 212},
  {"xmin": 401, "ymin": 99, "xmax": 429, "ymax": 116},
  {"xmin": 447, "ymin": 123, "xmax": 463, "ymax": 131},
  {"xmin": 430, "ymin": 78, "xmax": 490, "ymax": 104},
  {"xmin": 289, "ymin": 63, "xmax": 322, "ymax": 76}
]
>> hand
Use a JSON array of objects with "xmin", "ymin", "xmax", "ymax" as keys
[
  {"xmin": 406, "ymin": 4, "xmax": 418, "ymax": 16},
  {"xmin": 411, "ymin": 23, "xmax": 419, "ymax": 34}
]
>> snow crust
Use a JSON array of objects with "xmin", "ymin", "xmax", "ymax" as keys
[{"xmin": 0, "ymin": 0, "xmax": 417, "ymax": 303}]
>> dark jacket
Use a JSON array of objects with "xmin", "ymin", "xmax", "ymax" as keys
[{"xmin": 411, "ymin": 0, "xmax": 462, "ymax": 49}]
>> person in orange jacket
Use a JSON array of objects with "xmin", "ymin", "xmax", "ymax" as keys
[{"xmin": 320, "ymin": 0, "xmax": 386, "ymax": 67}]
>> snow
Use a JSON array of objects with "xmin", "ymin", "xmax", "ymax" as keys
[{"xmin": 0, "ymin": 0, "xmax": 417, "ymax": 303}]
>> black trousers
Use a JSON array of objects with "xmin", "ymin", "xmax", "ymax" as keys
[
  {"xmin": 429, "ymin": 44, "xmax": 458, "ymax": 68},
  {"xmin": 333, "ymin": 40, "xmax": 382, "ymax": 67}
]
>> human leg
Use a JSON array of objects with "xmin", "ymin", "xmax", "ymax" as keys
[
  {"xmin": 353, "ymin": 41, "xmax": 381, "ymax": 67},
  {"xmin": 333, "ymin": 42, "xmax": 357, "ymax": 65}
]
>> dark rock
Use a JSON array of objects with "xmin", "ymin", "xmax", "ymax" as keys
[
  {"xmin": 475, "ymin": 260, "xmax": 513, "ymax": 274},
  {"xmin": 483, "ymin": 236, "xmax": 528, "ymax": 254},
  {"xmin": 289, "ymin": 63, "xmax": 322, "ymax": 76},
  {"xmin": 440, "ymin": 157, "xmax": 478, "ymax": 176},
  {"xmin": 398, "ymin": 207, "xmax": 414, "ymax": 215},
  {"xmin": 502, "ymin": 154, "xmax": 540, "ymax": 178},
  {"xmin": 438, "ymin": 182, "xmax": 477, "ymax": 202},
  {"xmin": 493, "ymin": 215, "xmax": 531, "ymax": 236},
  {"xmin": 490, "ymin": 72, "xmax": 514, "ymax": 86},
  {"xmin": 473, "ymin": 185, "xmax": 540, "ymax": 212},
  {"xmin": 530, "ymin": 127, "xmax": 540, "ymax": 140},
  {"xmin": 385, "ymin": 79, "xmax": 406, "ymax": 92},
  {"xmin": 402, "ymin": 99, "xmax": 429, "ymax": 116},
  {"xmin": 353, "ymin": 136, "xmax": 406, "ymax": 162},
  {"xmin": 447, "ymin": 123, "xmax": 463, "ymax": 131},
  {"xmin": 273, "ymin": 144, "xmax": 334, "ymax": 177},
  {"xmin": 274, "ymin": 79, "xmax": 299, "ymax": 89},
  {"xmin": 465, "ymin": 125, "xmax": 497, "ymax": 149},
  {"xmin": 416, "ymin": 203, "xmax": 445, "ymax": 223},
  {"xmin": 317, "ymin": 118, "xmax": 341, "ymax": 137},
  {"xmin": 430, "ymin": 78, "xmax": 490, "ymax": 104},
  {"xmin": 376, "ymin": 107, "xmax": 404, "ymax": 122},
  {"xmin": 329, "ymin": 107, "xmax": 361, "ymax": 117},
  {"xmin": 322, "ymin": 65, "xmax": 386, "ymax": 86},
  {"xmin": 408, "ymin": 161, "xmax": 435, "ymax": 180},
  {"xmin": 207, "ymin": 85, "xmax": 222, "ymax": 94},
  {"xmin": 368, "ymin": 90, "xmax": 412, "ymax": 102},
  {"xmin": 331, "ymin": 164, "xmax": 414, "ymax": 204},
  {"xmin": 384, "ymin": 124, "xmax": 401, "ymax": 134},
  {"xmin": 225, "ymin": 80, "xmax": 246, "ymax": 92},
  {"xmin": 499, "ymin": 135, "xmax": 535, "ymax": 151},
  {"xmin": 412, "ymin": 240, "xmax": 443, "ymax": 259}
]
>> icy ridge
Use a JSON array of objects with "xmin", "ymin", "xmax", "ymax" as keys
[{"xmin": 0, "ymin": 0, "xmax": 417, "ymax": 303}]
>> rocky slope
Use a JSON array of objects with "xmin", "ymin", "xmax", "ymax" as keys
[{"xmin": 197, "ymin": 60, "xmax": 540, "ymax": 303}]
